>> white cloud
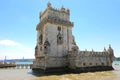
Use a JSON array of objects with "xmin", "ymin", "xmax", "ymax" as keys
[
  {"xmin": 0, "ymin": 39, "xmax": 34, "ymax": 60},
  {"xmin": 0, "ymin": 40, "xmax": 21, "ymax": 46}
]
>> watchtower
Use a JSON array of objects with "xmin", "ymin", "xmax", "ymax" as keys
[{"xmin": 33, "ymin": 2, "xmax": 74, "ymax": 71}]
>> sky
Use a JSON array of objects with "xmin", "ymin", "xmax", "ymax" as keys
[{"xmin": 0, "ymin": 0, "xmax": 120, "ymax": 60}]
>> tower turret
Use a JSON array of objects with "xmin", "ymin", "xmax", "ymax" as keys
[
  {"xmin": 107, "ymin": 44, "xmax": 114, "ymax": 54},
  {"xmin": 103, "ymin": 47, "xmax": 107, "ymax": 52},
  {"xmin": 61, "ymin": 5, "xmax": 65, "ymax": 12},
  {"xmin": 107, "ymin": 44, "xmax": 114, "ymax": 63},
  {"xmin": 47, "ymin": 1, "xmax": 52, "ymax": 8}
]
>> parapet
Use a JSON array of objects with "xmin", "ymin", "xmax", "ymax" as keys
[{"xmin": 39, "ymin": 2, "xmax": 70, "ymax": 22}]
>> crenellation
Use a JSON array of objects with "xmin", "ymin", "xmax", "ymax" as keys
[{"xmin": 40, "ymin": 2, "xmax": 70, "ymax": 22}]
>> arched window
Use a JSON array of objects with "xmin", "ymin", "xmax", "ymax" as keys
[
  {"xmin": 83, "ymin": 63, "xmax": 86, "ymax": 66},
  {"xmin": 58, "ymin": 26, "xmax": 61, "ymax": 31},
  {"xmin": 96, "ymin": 63, "xmax": 98, "ymax": 66},
  {"xmin": 57, "ymin": 33, "xmax": 63, "ymax": 44},
  {"xmin": 44, "ymin": 40, "xmax": 50, "ymax": 54},
  {"xmin": 107, "ymin": 62, "xmax": 109, "ymax": 65},
  {"xmin": 35, "ymin": 46, "xmax": 38, "ymax": 57},
  {"xmin": 101, "ymin": 63, "xmax": 104, "ymax": 66},
  {"xmin": 89, "ymin": 63, "xmax": 92, "ymax": 65}
]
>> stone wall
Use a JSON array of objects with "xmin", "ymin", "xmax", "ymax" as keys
[{"xmin": 68, "ymin": 45, "xmax": 114, "ymax": 70}]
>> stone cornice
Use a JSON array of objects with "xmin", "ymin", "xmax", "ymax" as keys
[{"xmin": 36, "ymin": 16, "xmax": 73, "ymax": 30}]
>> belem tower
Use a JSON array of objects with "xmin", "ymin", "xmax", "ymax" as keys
[{"xmin": 32, "ymin": 2, "xmax": 114, "ymax": 73}]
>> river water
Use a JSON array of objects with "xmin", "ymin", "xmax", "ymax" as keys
[{"xmin": 0, "ymin": 61, "xmax": 120, "ymax": 80}]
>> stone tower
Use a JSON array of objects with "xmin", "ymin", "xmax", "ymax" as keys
[
  {"xmin": 32, "ymin": 2, "xmax": 114, "ymax": 73},
  {"xmin": 32, "ymin": 2, "xmax": 75, "ymax": 71}
]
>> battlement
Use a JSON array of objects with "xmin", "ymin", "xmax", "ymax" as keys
[{"xmin": 40, "ymin": 2, "xmax": 70, "ymax": 22}]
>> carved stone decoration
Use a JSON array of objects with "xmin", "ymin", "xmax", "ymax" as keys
[
  {"xmin": 57, "ymin": 26, "xmax": 63, "ymax": 45},
  {"xmin": 39, "ymin": 34, "xmax": 43, "ymax": 45},
  {"xmin": 71, "ymin": 45, "xmax": 78, "ymax": 56},
  {"xmin": 44, "ymin": 39, "xmax": 50, "ymax": 54},
  {"xmin": 57, "ymin": 32, "xmax": 63, "ymax": 45},
  {"xmin": 35, "ymin": 46, "xmax": 38, "ymax": 58},
  {"xmin": 40, "ymin": 47, "xmax": 42, "ymax": 51},
  {"xmin": 72, "ymin": 36, "xmax": 76, "ymax": 45}
]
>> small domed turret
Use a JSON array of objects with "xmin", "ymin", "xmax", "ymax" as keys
[
  {"xmin": 47, "ymin": 1, "xmax": 52, "ymax": 8},
  {"xmin": 107, "ymin": 44, "xmax": 114, "ymax": 63},
  {"xmin": 107, "ymin": 44, "xmax": 113, "ymax": 54},
  {"xmin": 92, "ymin": 49, "xmax": 94, "ymax": 52},
  {"xmin": 61, "ymin": 5, "xmax": 65, "ymax": 12},
  {"xmin": 66, "ymin": 8, "xmax": 70, "ymax": 13},
  {"xmin": 85, "ymin": 49, "xmax": 87, "ymax": 52},
  {"xmin": 103, "ymin": 47, "xmax": 106, "ymax": 52}
]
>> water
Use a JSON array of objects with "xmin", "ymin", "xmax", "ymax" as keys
[
  {"xmin": 16, "ymin": 61, "xmax": 33, "ymax": 64},
  {"xmin": 0, "ymin": 61, "xmax": 120, "ymax": 80}
]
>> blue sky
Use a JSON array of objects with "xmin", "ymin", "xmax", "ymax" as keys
[{"xmin": 0, "ymin": 0, "xmax": 120, "ymax": 59}]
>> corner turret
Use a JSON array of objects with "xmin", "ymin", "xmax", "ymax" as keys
[
  {"xmin": 103, "ymin": 47, "xmax": 107, "ymax": 52},
  {"xmin": 107, "ymin": 44, "xmax": 114, "ymax": 54},
  {"xmin": 61, "ymin": 5, "xmax": 65, "ymax": 12},
  {"xmin": 47, "ymin": 1, "xmax": 52, "ymax": 8},
  {"xmin": 107, "ymin": 44, "xmax": 114, "ymax": 63}
]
